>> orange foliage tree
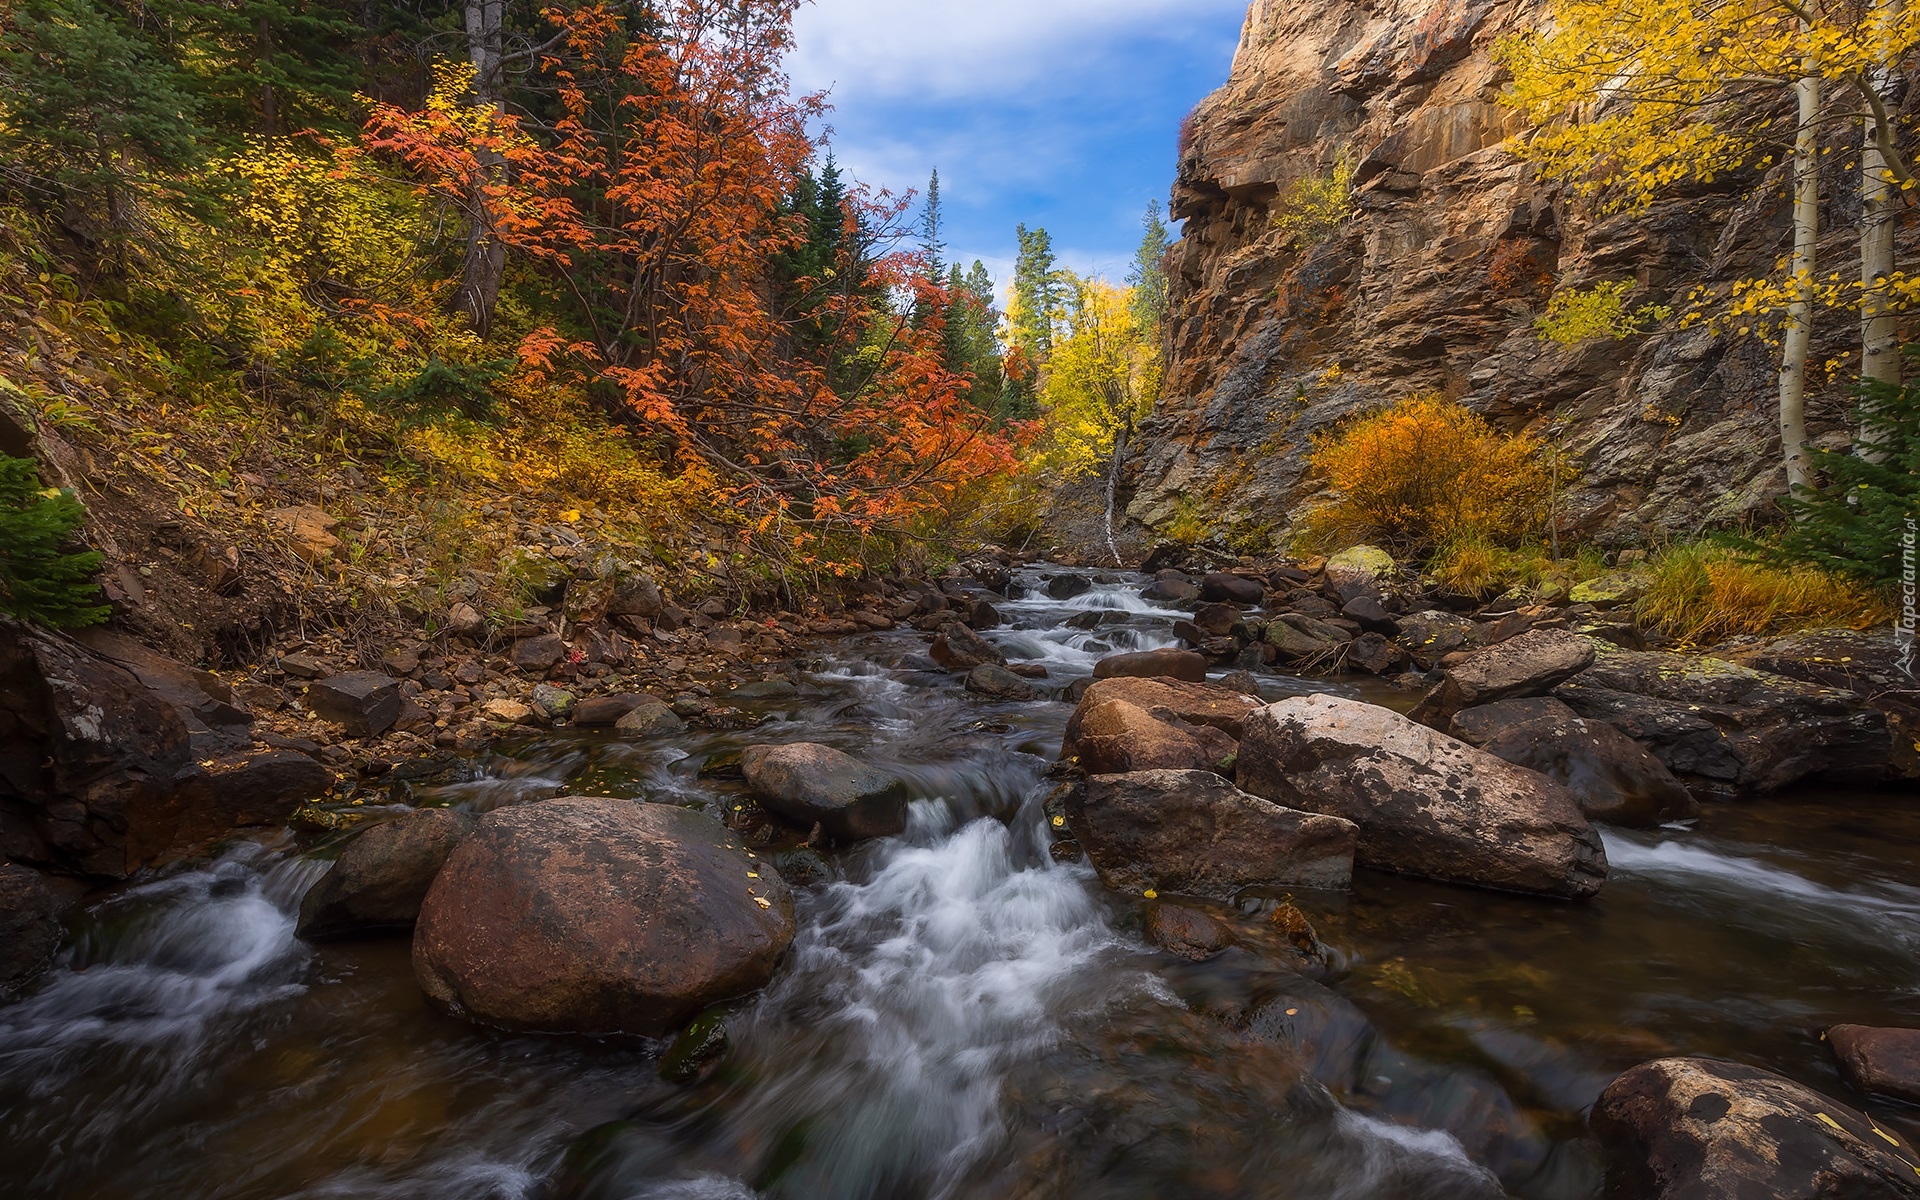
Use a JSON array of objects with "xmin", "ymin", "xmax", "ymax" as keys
[{"xmin": 364, "ymin": 0, "xmax": 1017, "ymax": 561}]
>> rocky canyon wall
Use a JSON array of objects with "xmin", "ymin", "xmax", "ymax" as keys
[{"xmin": 1119, "ymin": 0, "xmax": 1915, "ymax": 551}]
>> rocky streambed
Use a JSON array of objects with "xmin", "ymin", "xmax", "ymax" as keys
[{"xmin": 3, "ymin": 564, "xmax": 1920, "ymax": 1200}]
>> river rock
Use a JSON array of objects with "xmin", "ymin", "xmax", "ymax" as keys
[
  {"xmin": 414, "ymin": 798, "xmax": 793, "ymax": 1036},
  {"xmin": 1065, "ymin": 699, "xmax": 1239, "ymax": 776},
  {"xmin": 1721, "ymin": 629, "xmax": 1920, "ymax": 781},
  {"xmin": 929, "ymin": 621, "xmax": 1006, "ymax": 670},
  {"xmin": 1341, "ymin": 595, "xmax": 1400, "ymax": 635},
  {"xmin": 606, "ymin": 568, "xmax": 664, "ymax": 618},
  {"xmin": 1265, "ymin": 613, "xmax": 1352, "ymax": 666},
  {"xmin": 1452, "ymin": 697, "xmax": 1698, "ymax": 827},
  {"xmin": 965, "ymin": 663, "xmax": 1039, "ymax": 700},
  {"xmin": 510, "ymin": 634, "xmax": 567, "ymax": 673},
  {"xmin": 1063, "ymin": 676, "xmax": 1265, "ymax": 751},
  {"xmin": 1140, "ymin": 572, "xmax": 1201, "ymax": 604},
  {"xmin": 306, "ymin": 672, "xmax": 404, "ymax": 737},
  {"xmin": 0, "ymin": 862, "xmax": 61, "ymax": 994},
  {"xmin": 739, "ymin": 743, "xmax": 910, "ymax": 840},
  {"xmin": 1192, "ymin": 602, "xmax": 1244, "ymax": 637},
  {"xmin": 615, "ymin": 698, "xmax": 687, "ymax": 738},
  {"xmin": 956, "ymin": 552, "xmax": 1012, "ymax": 593},
  {"xmin": 1238, "ymin": 694, "xmax": 1607, "ymax": 899},
  {"xmin": 1200, "ymin": 572, "xmax": 1265, "ymax": 605},
  {"xmin": 1045, "ymin": 574, "xmax": 1092, "ymax": 600},
  {"xmin": 1592, "ymin": 1057, "xmax": 1920, "ymax": 1200},
  {"xmin": 1068, "ymin": 769, "xmax": 1357, "ymax": 899},
  {"xmin": 1410, "ymin": 630, "xmax": 1597, "ymax": 727},
  {"xmin": 1092, "ymin": 648, "xmax": 1209, "ymax": 683},
  {"xmin": 1326, "ymin": 545, "xmax": 1396, "ymax": 579},
  {"xmin": 298, "ymin": 807, "xmax": 475, "ymax": 938},
  {"xmin": 1346, "ymin": 632, "xmax": 1406, "ymax": 676},
  {"xmin": 1144, "ymin": 901, "xmax": 1236, "ymax": 960},
  {"xmin": 1555, "ymin": 648, "xmax": 1892, "ymax": 797},
  {"xmin": 1397, "ymin": 610, "xmax": 1479, "ymax": 664},
  {"xmin": 573, "ymin": 693, "xmax": 652, "ymax": 725},
  {"xmin": 1829, "ymin": 1025, "xmax": 1920, "ymax": 1105}
]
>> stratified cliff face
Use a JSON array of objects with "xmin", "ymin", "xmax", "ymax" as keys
[{"xmin": 1124, "ymin": 0, "xmax": 1906, "ymax": 548}]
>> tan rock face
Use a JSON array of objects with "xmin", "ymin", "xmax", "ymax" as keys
[
  {"xmin": 1115, "ymin": 0, "xmax": 1900, "ymax": 549},
  {"xmin": 1068, "ymin": 698, "xmax": 1239, "ymax": 776},
  {"xmin": 413, "ymin": 798, "xmax": 794, "ymax": 1036}
]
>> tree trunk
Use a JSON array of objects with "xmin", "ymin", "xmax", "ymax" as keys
[
  {"xmin": 1780, "ymin": 46, "xmax": 1819, "ymax": 495},
  {"xmin": 457, "ymin": 0, "xmax": 507, "ymax": 338},
  {"xmin": 1860, "ymin": 0, "xmax": 1905, "ymax": 461}
]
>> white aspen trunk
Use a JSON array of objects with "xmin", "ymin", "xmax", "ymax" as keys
[
  {"xmin": 1780, "ymin": 44, "xmax": 1820, "ymax": 495},
  {"xmin": 1861, "ymin": 0, "xmax": 1904, "ymax": 461},
  {"xmin": 458, "ymin": 0, "xmax": 508, "ymax": 338}
]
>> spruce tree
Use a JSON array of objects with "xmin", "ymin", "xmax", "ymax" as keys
[
  {"xmin": 1774, "ymin": 371, "xmax": 1920, "ymax": 586},
  {"xmin": 1012, "ymin": 224, "xmax": 1062, "ymax": 359},
  {"xmin": 1127, "ymin": 199, "xmax": 1172, "ymax": 334},
  {"xmin": 0, "ymin": 454, "xmax": 109, "ymax": 628}
]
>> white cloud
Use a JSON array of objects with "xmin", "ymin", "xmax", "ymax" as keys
[{"xmin": 790, "ymin": 0, "xmax": 1247, "ymax": 100}]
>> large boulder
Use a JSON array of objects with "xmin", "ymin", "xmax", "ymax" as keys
[
  {"xmin": 739, "ymin": 743, "xmax": 910, "ymax": 840},
  {"xmin": 1409, "ymin": 629, "xmax": 1597, "ymax": 727},
  {"xmin": 1722, "ymin": 629, "xmax": 1920, "ymax": 782},
  {"xmin": 1062, "ymin": 677, "xmax": 1265, "ymax": 752},
  {"xmin": 1067, "ymin": 769, "xmax": 1356, "ymax": 899},
  {"xmin": 1451, "ymin": 697, "xmax": 1698, "ymax": 827},
  {"xmin": 1264, "ymin": 613, "xmax": 1352, "ymax": 667},
  {"xmin": 615, "ymin": 698, "xmax": 688, "ymax": 738},
  {"xmin": 307, "ymin": 671, "xmax": 403, "ymax": 737},
  {"xmin": 1592, "ymin": 1057, "xmax": 1920, "ymax": 1200},
  {"xmin": 1397, "ymin": 610, "xmax": 1478, "ymax": 664},
  {"xmin": 414, "ymin": 798, "xmax": 793, "ymax": 1036},
  {"xmin": 1556, "ymin": 648, "xmax": 1892, "ymax": 798},
  {"xmin": 0, "ymin": 861, "xmax": 62, "ymax": 994},
  {"xmin": 965, "ymin": 663, "xmax": 1039, "ymax": 700},
  {"xmin": 1326, "ymin": 544, "xmax": 1395, "ymax": 578},
  {"xmin": 1829, "ymin": 1025, "xmax": 1920, "ymax": 1106},
  {"xmin": 1238, "ymin": 694, "xmax": 1608, "ymax": 899},
  {"xmin": 929, "ymin": 621, "xmax": 1006, "ymax": 671},
  {"xmin": 1065, "ymin": 699, "xmax": 1238, "ymax": 776},
  {"xmin": 298, "ymin": 807, "xmax": 475, "ymax": 939},
  {"xmin": 1199, "ymin": 572, "xmax": 1265, "ymax": 605},
  {"xmin": 1140, "ymin": 572, "xmax": 1201, "ymax": 605},
  {"xmin": 1092, "ymin": 648, "xmax": 1209, "ymax": 683},
  {"xmin": 0, "ymin": 620, "xmax": 323, "ymax": 877}
]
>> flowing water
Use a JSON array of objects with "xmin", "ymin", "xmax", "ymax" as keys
[{"xmin": 4, "ymin": 569, "xmax": 1919, "ymax": 1200}]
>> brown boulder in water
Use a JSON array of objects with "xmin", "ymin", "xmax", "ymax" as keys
[
  {"xmin": 413, "ymin": 798, "xmax": 793, "ymax": 1036},
  {"xmin": 739, "ymin": 742, "xmax": 910, "ymax": 840},
  {"xmin": 1828, "ymin": 1025, "xmax": 1920, "ymax": 1106},
  {"xmin": 1068, "ymin": 699, "xmax": 1238, "ymax": 776},
  {"xmin": 298, "ymin": 807, "xmax": 474, "ymax": 938},
  {"xmin": 1092, "ymin": 648, "xmax": 1209, "ymax": 683}
]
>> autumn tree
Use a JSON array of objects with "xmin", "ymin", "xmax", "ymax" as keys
[{"xmin": 1499, "ymin": 0, "xmax": 1920, "ymax": 490}]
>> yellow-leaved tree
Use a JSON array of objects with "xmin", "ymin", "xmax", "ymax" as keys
[
  {"xmin": 1499, "ymin": 0, "xmax": 1920, "ymax": 489},
  {"xmin": 1028, "ymin": 277, "xmax": 1162, "ymax": 561}
]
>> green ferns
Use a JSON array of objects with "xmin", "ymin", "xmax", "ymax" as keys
[{"xmin": 0, "ymin": 453, "xmax": 108, "ymax": 628}]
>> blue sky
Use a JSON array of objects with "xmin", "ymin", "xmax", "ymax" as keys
[{"xmin": 788, "ymin": 0, "xmax": 1251, "ymax": 295}]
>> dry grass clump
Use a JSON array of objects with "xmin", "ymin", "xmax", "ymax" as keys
[{"xmin": 1636, "ymin": 543, "xmax": 1891, "ymax": 644}]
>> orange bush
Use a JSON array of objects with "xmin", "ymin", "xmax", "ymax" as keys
[{"xmin": 1304, "ymin": 394, "xmax": 1552, "ymax": 549}]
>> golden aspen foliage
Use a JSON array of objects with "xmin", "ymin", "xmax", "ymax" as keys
[{"xmin": 1027, "ymin": 279, "xmax": 1162, "ymax": 480}]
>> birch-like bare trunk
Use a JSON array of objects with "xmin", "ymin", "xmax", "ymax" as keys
[
  {"xmin": 1860, "ymin": 0, "xmax": 1904, "ymax": 461},
  {"xmin": 457, "ymin": 0, "xmax": 507, "ymax": 338},
  {"xmin": 1780, "ymin": 41, "xmax": 1820, "ymax": 494}
]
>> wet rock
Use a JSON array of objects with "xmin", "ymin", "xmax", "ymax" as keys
[
  {"xmin": 1063, "ymin": 676, "xmax": 1265, "ymax": 748},
  {"xmin": 572, "ymin": 693, "xmax": 653, "ymax": 726},
  {"xmin": 615, "ymin": 699, "xmax": 688, "ymax": 738},
  {"xmin": 0, "ymin": 861, "xmax": 62, "ymax": 994},
  {"xmin": 1409, "ymin": 630, "xmax": 1598, "ymax": 728},
  {"xmin": 929, "ymin": 621, "xmax": 1006, "ymax": 671},
  {"xmin": 530, "ymin": 684, "xmax": 576, "ymax": 721},
  {"xmin": 1139, "ymin": 544, "xmax": 1191, "ymax": 574},
  {"xmin": 1092, "ymin": 648, "xmax": 1209, "ymax": 683},
  {"xmin": 956, "ymin": 553, "xmax": 1013, "ymax": 594},
  {"xmin": 731, "ymin": 679, "xmax": 800, "ymax": 703},
  {"xmin": 1397, "ymin": 610, "xmax": 1479, "ymax": 664},
  {"xmin": 1238, "ymin": 694, "xmax": 1608, "ymax": 899},
  {"xmin": 1066, "ymin": 698, "xmax": 1239, "ymax": 776},
  {"xmin": 1068, "ymin": 769, "xmax": 1357, "ymax": 899},
  {"xmin": 307, "ymin": 672, "xmax": 404, "ymax": 737},
  {"xmin": 1346, "ymin": 632, "xmax": 1407, "ymax": 676},
  {"xmin": 1192, "ymin": 602, "xmax": 1244, "ymax": 637},
  {"xmin": 659, "ymin": 1007, "xmax": 730, "ymax": 1083},
  {"xmin": 1140, "ymin": 572, "xmax": 1201, "ymax": 604},
  {"xmin": 414, "ymin": 798, "xmax": 793, "ymax": 1036},
  {"xmin": 1144, "ymin": 901, "xmax": 1236, "ymax": 960},
  {"xmin": 739, "ymin": 743, "xmax": 910, "ymax": 841},
  {"xmin": 1592, "ymin": 1056, "xmax": 1920, "ymax": 1200},
  {"xmin": 1829, "ymin": 1025, "xmax": 1920, "ymax": 1106},
  {"xmin": 1722, "ymin": 629, "xmax": 1920, "ymax": 782},
  {"xmin": 1452, "ymin": 697, "xmax": 1698, "ymax": 827},
  {"xmin": 1265, "ymin": 613, "xmax": 1352, "ymax": 666},
  {"xmin": 1200, "ymin": 572, "xmax": 1266, "ymax": 605},
  {"xmin": 1045, "ymin": 574, "xmax": 1092, "ymax": 600},
  {"xmin": 298, "ymin": 807, "xmax": 475, "ymax": 939},
  {"xmin": 1007, "ymin": 663, "xmax": 1050, "ymax": 679},
  {"xmin": 1341, "ymin": 595, "xmax": 1400, "ymax": 635},
  {"xmin": 966, "ymin": 663, "xmax": 1040, "ymax": 700},
  {"xmin": 510, "ymin": 634, "xmax": 568, "ymax": 673},
  {"xmin": 1556, "ymin": 648, "xmax": 1892, "ymax": 797}
]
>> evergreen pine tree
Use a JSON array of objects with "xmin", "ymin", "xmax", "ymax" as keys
[
  {"xmin": 1012, "ymin": 224, "xmax": 1062, "ymax": 359},
  {"xmin": 1774, "ymin": 370, "xmax": 1920, "ymax": 585},
  {"xmin": 921, "ymin": 168, "xmax": 946, "ymax": 282},
  {"xmin": 0, "ymin": 453, "xmax": 109, "ymax": 628},
  {"xmin": 1127, "ymin": 199, "xmax": 1172, "ymax": 334}
]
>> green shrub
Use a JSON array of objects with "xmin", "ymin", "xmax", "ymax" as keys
[
  {"xmin": 0, "ymin": 452, "xmax": 109, "ymax": 628},
  {"xmin": 1774, "ymin": 368, "xmax": 1920, "ymax": 586}
]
